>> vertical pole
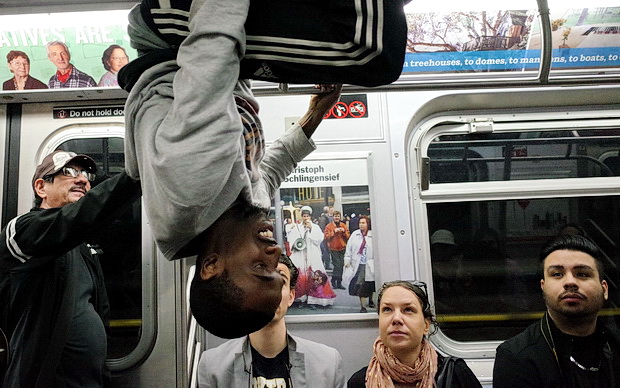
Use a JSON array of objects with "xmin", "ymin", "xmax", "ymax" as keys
[{"xmin": 2, "ymin": 103, "xmax": 21, "ymax": 229}]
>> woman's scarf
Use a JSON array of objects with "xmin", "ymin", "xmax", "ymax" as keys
[
  {"xmin": 358, "ymin": 230, "xmax": 367, "ymax": 255},
  {"xmin": 366, "ymin": 337, "xmax": 438, "ymax": 388}
]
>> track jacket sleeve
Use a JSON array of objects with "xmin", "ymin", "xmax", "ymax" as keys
[
  {"xmin": 123, "ymin": 0, "xmax": 268, "ymax": 259},
  {"xmin": 4, "ymin": 172, "xmax": 141, "ymax": 265},
  {"xmin": 256, "ymin": 122, "xmax": 316, "ymax": 202}
]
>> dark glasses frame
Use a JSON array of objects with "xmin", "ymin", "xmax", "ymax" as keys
[{"xmin": 44, "ymin": 166, "xmax": 96, "ymax": 182}]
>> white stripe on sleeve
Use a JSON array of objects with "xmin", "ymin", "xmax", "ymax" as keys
[{"xmin": 6, "ymin": 216, "xmax": 31, "ymax": 263}]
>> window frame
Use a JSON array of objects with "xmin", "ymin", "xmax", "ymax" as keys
[
  {"xmin": 37, "ymin": 124, "xmax": 157, "ymax": 372},
  {"xmin": 409, "ymin": 105, "xmax": 620, "ymax": 358}
]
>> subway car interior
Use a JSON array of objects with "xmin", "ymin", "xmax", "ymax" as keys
[{"xmin": 1, "ymin": 0, "xmax": 620, "ymax": 386}]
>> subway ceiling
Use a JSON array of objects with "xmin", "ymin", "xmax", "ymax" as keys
[
  {"xmin": 0, "ymin": 0, "xmax": 136, "ymax": 5},
  {"xmin": 0, "ymin": 0, "xmax": 138, "ymax": 13}
]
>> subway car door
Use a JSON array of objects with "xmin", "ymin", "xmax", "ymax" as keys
[{"xmin": 7, "ymin": 100, "xmax": 187, "ymax": 387}]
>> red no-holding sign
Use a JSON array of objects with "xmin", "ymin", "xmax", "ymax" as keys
[
  {"xmin": 331, "ymin": 102, "xmax": 349, "ymax": 118},
  {"xmin": 324, "ymin": 94, "xmax": 369, "ymax": 119}
]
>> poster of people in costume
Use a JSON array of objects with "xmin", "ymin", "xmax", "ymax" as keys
[{"xmin": 278, "ymin": 158, "xmax": 376, "ymax": 315}]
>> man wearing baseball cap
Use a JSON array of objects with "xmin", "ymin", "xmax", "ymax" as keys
[{"xmin": 0, "ymin": 150, "xmax": 141, "ymax": 387}]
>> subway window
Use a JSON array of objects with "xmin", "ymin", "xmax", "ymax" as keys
[
  {"xmin": 55, "ymin": 137, "xmax": 142, "ymax": 359},
  {"xmin": 417, "ymin": 119, "xmax": 620, "ymax": 344},
  {"xmin": 427, "ymin": 195, "xmax": 620, "ymax": 341},
  {"xmin": 428, "ymin": 128, "xmax": 620, "ymax": 184}
]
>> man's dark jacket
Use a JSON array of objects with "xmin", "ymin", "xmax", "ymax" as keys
[
  {"xmin": 0, "ymin": 172, "xmax": 141, "ymax": 387},
  {"xmin": 493, "ymin": 316, "xmax": 620, "ymax": 387}
]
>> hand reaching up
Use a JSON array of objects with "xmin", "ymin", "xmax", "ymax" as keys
[{"xmin": 299, "ymin": 84, "xmax": 343, "ymax": 138}]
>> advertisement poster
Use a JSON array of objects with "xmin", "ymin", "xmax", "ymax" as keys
[
  {"xmin": 529, "ymin": 6, "xmax": 620, "ymax": 69},
  {"xmin": 402, "ymin": 3, "xmax": 620, "ymax": 73},
  {"xmin": 278, "ymin": 158, "xmax": 376, "ymax": 315},
  {"xmin": 1, "ymin": 4, "xmax": 618, "ymax": 92},
  {"xmin": 0, "ymin": 10, "xmax": 136, "ymax": 91}
]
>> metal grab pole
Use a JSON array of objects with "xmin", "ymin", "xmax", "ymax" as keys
[{"xmin": 537, "ymin": 0, "xmax": 552, "ymax": 84}]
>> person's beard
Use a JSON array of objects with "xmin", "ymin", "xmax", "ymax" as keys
[{"xmin": 543, "ymin": 287, "xmax": 605, "ymax": 318}]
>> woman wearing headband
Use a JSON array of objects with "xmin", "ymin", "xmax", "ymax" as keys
[{"xmin": 347, "ymin": 280, "xmax": 481, "ymax": 387}]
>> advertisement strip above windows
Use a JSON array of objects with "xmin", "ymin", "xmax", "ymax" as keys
[
  {"xmin": 402, "ymin": 2, "xmax": 620, "ymax": 74},
  {"xmin": 0, "ymin": 10, "xmax": 137, "ymax": 91},
  {"xmin": 1, "ymin": 3, "xmax": 618, "ymax": 95}
]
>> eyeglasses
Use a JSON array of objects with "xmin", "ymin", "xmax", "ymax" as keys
[
  {"xmin": 45, "ymin": 166, "xmax": 96, "ymax": 182},
  {"xmin": 110, "ymin": 56, "xmax": 128, "ymax": 61}
]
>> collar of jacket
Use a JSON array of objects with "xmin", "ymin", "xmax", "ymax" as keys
[
  {"xmin": 540, "ymin": 311, "xmax": 618, "ymax": 387},
  {"xmin": 240, "ymin": 333, "xmax": 304, "ymax": 374}
]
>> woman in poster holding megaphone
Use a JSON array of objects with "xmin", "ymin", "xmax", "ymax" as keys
[{"xmin": 286, "ymin": 206, "xmax": 336, "ymax": 309}]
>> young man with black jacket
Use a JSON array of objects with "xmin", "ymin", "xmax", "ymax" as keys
[{"xmin": 493, "ymin": 234, "xmax": 620, "ymax": 387}]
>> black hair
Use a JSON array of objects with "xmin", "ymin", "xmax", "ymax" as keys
[
  {"xmin": 190, "ymin": 270, "xmax": 274, "ymax": 339},
  {"xmin": 279, "ymin": 254, "xmax": 298, "ymax": 289},
  {"xmin": 377, "ymin": 280, "xmax": 438, "ymax": 334},
  {"xmin": 539, "ymin": 234, "xmax": 605, "ymax": 280}
]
